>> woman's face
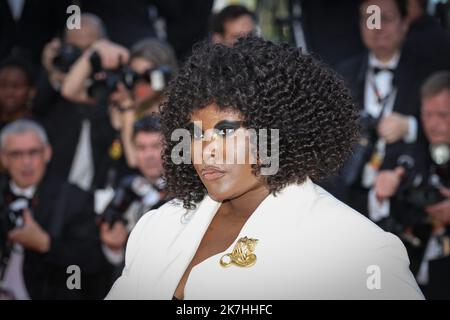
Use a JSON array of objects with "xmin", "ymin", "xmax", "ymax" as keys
[{"xmin": 189, "ymin": 103, "xmax": 266, "ymax": 202}]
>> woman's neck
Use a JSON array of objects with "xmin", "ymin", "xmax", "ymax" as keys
[{"xmin": 222, "ymin": 184, "xmax": 270, "ymax": 220}]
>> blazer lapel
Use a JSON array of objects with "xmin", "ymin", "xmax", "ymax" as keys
[
  {"xmin": 183, "ymin": 179, "xmax": 317, "ymax": 299},
  {"xmin": 138, "ymin": 195, "xmax": 221, "ymax": 299}
]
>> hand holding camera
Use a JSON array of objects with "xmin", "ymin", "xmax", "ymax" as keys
[
  {"xmin": 60, "ymin": 39, "xmax": 130, "ymax": 104},
  {"xmin": 89, "ymin": 39, "xmax": 129, "ymax": 71},
  {"xmin": 98, "ymin": 175, "xmax": 161, "ymax": 251},
  {"xmin": 374, "ymin": 144, "xmax": 449, "ymax": 229},
  {"xmin": 7, "ymin": 208, "xmax": 50, "ymax": 253}
]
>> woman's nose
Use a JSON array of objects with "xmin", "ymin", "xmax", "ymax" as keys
[{"xmin": 202, "ymin": 132, "xmax": 222, "ymax": 162}]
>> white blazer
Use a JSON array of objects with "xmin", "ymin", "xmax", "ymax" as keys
[{"xmin": 106, "ymin": 178, "xmax": 424, "ymax": 300}]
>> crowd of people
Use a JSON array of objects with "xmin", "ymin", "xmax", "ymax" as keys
[{"xmin": 0, "ymin": 0, "xmax": 449, "ymax": 299}]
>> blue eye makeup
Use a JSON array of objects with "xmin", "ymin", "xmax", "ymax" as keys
[{"xmin": 213, "ymin": 120, "xmax": 243, "ymax": 137}]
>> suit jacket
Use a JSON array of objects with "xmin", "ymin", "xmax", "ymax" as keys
[
  {"xmin": 0, "ymin": 173, "xmax": 109, "ymax": 299},
  {"xmin": 106, "ymin": 178, "xmax": 423, "ymax": 299}
]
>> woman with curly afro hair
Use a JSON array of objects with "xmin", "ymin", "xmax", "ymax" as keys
[{"xmin": 106, "ymin": 36, "xmax": 423, "ymax": 300}]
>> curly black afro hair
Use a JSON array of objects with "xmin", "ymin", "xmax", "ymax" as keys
[{"xmin": 160, "ymin": 36, "xmax": 359, "ymax": 209}]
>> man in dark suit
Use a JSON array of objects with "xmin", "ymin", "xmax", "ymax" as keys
[
  {"xmin": 0, "ymin": 119, "xmax": 108, "ymax": 299},
  {"xmin": 334, "ymin": 0, "xmax": 444, "ymax": 217}
]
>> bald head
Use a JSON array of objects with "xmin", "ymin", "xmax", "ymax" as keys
[{"xmin": 65, "ymin": 13, "xmax": 106, "ymax": 50}]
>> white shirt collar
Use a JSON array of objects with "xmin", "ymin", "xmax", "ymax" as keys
[
  {"xmin": 9, "ymin": 180, "xmax": 36, "ymax": 199},
  {"xmin": 368, "ymin": 51, "xmax": 401, "ymax": 69}
]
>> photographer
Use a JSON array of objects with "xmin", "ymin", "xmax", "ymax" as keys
[
  {"xmin": 61, "ymin": 37, "xmax": 177, "ymax": 109},
  {"xmin": 39, "ymin": 14, "xmax": 106, "ymax": 94},
  {"xmin": 98, "ymin": 116, "xmax": 169, "ymax": 270},
  {"xmin": 33, "ymin": 14, "xmax": 122, "ymax": 192},
  {"xmin": 0, "ymin": 119, "xmax": 107, "ymax": 299},
  {"xmin": 371, "ymin": 71, "xmax": 450, "ymax": 299},
  {"xmin": 61, "ymin": 37, "xmax": 176, "ymax": 171}
]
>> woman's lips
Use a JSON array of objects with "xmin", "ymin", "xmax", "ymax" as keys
[{"xmin": 201, "ymin": 166, "xmax": 225, "ymax": 181}]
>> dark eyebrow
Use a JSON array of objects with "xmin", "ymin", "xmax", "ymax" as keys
[
  {"xmin": 187, "ymin": 120, "xmax": 243, "ymax": 132},
  {"xmin": 213, "ymin": 120, "xmax": 243, "ymax": 131},
  {"xmin": 186, "ymin": 122, "xmax": 202, "ymax": 136}
]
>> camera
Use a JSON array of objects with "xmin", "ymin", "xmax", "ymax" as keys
[
  {"xmin": 52, "ymin": 43, "xmax": 82, "ymax": 73},
  {"xmin": 382, "ymin": 144, "xmax": 450, "ymax": 238},
  {"xmin": 86, "ymin": 50, "xmax": 173, "ymax": 103},
  {"xmin": 124, "ymin": 65, "xmax": 172, "ymax": 92},
  {"xmin": 401, "ymin": 144, "xmax": 449, "ymax": 209},
  {"xmin": 378, "ymin": 146, "xmax": 449, "ymax": 247},
  {"xmin": 98, "ymin": 175, "xmax": 161, "ymax": 227},
  {"xmin": 1, "ymin": 198, "xmax": 28, "ymax": 234},
  {"xmin": 86, "ymin": 51, "xmax": 129, "ymax": 103},
  {"xmin": 0, "ymin": 198, "xmax": 29, "ymax": 293}
]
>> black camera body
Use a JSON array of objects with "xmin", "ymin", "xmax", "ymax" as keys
[
  {"xmin": 401, "ymin": 144, "xmax": 449, "ymax": 209},
  {"xmin": 389, "ymin": 145, "xmax": 450, "ymax": 233},
  {"xmin": 403, "ymin": 176, "xmax": 446, "ymax": 209},
  {"xmin": 1, "ymin": 198, "xmax": 28, "ymax": 235},
  {"xmin": 52, "ymin": 43, "xmax": 82, "ymax": 73},
  {"xmin": 98, "ymin": 175, "xmax": 159, "ymax": 227},
  {"xmin": 124, "ymin": 65, "xmax": 172, "ymax": 92},
  {"xmin": 87, "ymin": 50, "xmax": 173, "ymax": 103}
]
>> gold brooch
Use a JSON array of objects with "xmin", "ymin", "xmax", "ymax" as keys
[{"xmin": 220, "ymin": 237, "xmax": 258, "ymax": 268}]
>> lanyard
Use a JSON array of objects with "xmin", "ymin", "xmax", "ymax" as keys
[{"xmin": 369, "ymin": 70, "xmax": 396, "ymax": 121}]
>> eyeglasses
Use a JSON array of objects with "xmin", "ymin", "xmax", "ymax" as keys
[{"xmin": 4, "ymin": 147, "xmax": 45, "ymax": 160}]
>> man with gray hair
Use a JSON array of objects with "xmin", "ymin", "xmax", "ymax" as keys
[{"xmin": 0, "ymin": 119, "xmax": 108, "ymax": 299}]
